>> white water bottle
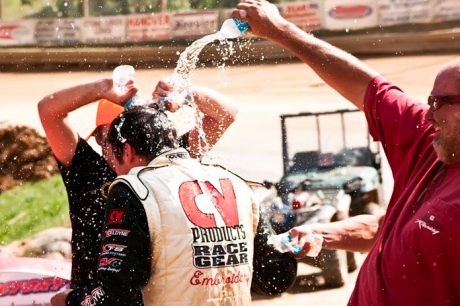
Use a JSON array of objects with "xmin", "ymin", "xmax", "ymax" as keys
[
  {"xmin": 219, "ymin": 18, "xmax": 249, "ymax": 39},
  {"xmin": 112, "ymin": 65, "xmax": 145, "ymax": 110}
]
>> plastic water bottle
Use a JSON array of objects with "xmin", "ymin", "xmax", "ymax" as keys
[
  {"xmin": 112, "ymin": 65, "xmax": 145, "ymax": 110},
  {"xmin": 267, "ymin": 232, "xmax": 323, "ymax": 257},
  {"xmin": 219, "ymin": 18, "xmax": 249, "ymax": 39}
]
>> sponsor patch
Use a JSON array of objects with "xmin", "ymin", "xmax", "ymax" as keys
[
  {"xmin": 105, "ymin": 228, "xmax": 130, "ymax": 238},
  {"xmin": 107, "ymin": 209, "xmax": 126, "ymax": 224},
  {"xmin": 81, "ymin": 286, "xmax": 105, "ymax": 306},
  {"xmin": 0, "ymin": 277, "xmax": 69, "ymax": 296},
  {"xmin": 329, "ymin": 5, "xmax": 373, "ymax": 19},
  {"xmin": 101, "ymin": 244, "xmax": 127, "ymax": 255}
]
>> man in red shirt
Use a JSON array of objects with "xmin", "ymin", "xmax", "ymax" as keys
[{"xmin": 232, "ymin": 1, "xmax": 460, "ymax": 305}]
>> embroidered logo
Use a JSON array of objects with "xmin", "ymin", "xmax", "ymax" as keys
[
  {"xmin": 107, "ymin": 209, "xmax": 126, "ymax": 224},
  {"xmin": 415, "ymin": 219, "xmax": 440, "ymax": 235},
  {"xmin": 100, "ymin": 181, "xmax": 112, "ymax": 199}
]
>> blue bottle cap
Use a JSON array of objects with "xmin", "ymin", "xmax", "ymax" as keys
[
  {"xmin": 292, "ymin": 245, "xmax": 302, "ymax": 255},
  {"xmin": 232, "ymin": 18, "xmax": 249, "ymax": 33}
]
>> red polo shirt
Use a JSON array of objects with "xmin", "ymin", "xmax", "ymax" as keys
[{"xmin": 349, "ymin": 76, "xmax": 460, "ymax": 305}]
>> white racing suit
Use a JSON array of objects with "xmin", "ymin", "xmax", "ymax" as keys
[{"xmin": 113, "ymin": 148, "xmax": 259, "ymax": 305}]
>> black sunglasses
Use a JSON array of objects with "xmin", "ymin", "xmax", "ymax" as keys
[{"xmin": 427, "ymin": 95, "xmax": 460, "ymax": 111}]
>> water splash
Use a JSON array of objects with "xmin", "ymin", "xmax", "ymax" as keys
[
  {"xmin": 169, "ymin": 30, "xmax": 240, "ymax": 157},
  {"xmin": 174, "ymin": 32, "xmax": 226, "ymax": 82}
]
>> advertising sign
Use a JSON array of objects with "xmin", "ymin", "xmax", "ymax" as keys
[
  {"xmin": 379, "ymin": 0, "xmax": 434, "ymax": 26},
  {"xmin": 278, "ymin": 1, "xmax": 322, "ymax": 32},
  {"xmin": 432, "ymin": 0, "xmax": 460, "ymax": 22},
  {"xmin": 0, "ymin": 257, "xmax": 71, "ymax": 306},
  {"xmin": 79, "ymin": 16, "xmax": 127, "ymax": 44},
  {"xmin": 172, "ymin": 11, "xmax": 219, "ymax": 39},
  {"xmin": 127, "ymin": 13, "xmax": 172, "ymax": 42},
  {"xmin": 323, "ymin": 0, "xmax": 378, "ymax": 30},
  {"xmin": 0, "ymin": 20, "xmax": 36, "ymax": 46},
  {"xmin": 34, "ymin": 18, "xmax": 79, "ymax": 46}
]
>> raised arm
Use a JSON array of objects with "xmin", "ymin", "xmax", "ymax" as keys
[
  {"xmin": 37, "ymin": 78, "xmax": 137, "ymax": 167},
  {"xmin": 188, "ymin": 84, "xmax": 238, "ymax": 158},
  {"xmin": 232, "ymin": 0, "xmax": 379, "ymax": 109},
  {"xmin": 152, "ymin": 80, "xmax": 238, "ymax": 159},
  {"xmin": 290, "ymin": 213, "xmax": 384, "ymax": 257}
]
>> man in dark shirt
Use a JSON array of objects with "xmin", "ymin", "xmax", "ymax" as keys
[
  {"xmin": 38, "ymin": 77, "xmax": 238, "ymax": 291},
  {"xmin": 51, "ymin": 106, "xmax": 297, "ymax": 305}
]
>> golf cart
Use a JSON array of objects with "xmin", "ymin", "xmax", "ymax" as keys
[{"xmin": 262, "ymin": 109, "xmax": 385, "ymax": 288}]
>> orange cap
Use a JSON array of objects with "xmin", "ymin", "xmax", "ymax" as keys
[{"xmin": 86, "ymin": 99, "xmax": 124, "ymax": 141}]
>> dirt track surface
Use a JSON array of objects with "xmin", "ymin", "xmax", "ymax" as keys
[{"xmin": 1, "ymin": 53, "xmax": 459, "ymax": 305}]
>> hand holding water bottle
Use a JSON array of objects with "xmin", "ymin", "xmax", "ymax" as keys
[
  {"xmin": 151, "ymin": 75, "xmax": 193, "ymax": 112},
  {"xmin": 268, "ymin": 228, "xmax": 323, "ymax": 258},
  {"xmin": 112, "ymin": 65, "xmax": 144, "ymax": 109},
  {"xmin": 232, "ymin": 0, "xmax": 287, "ymax": 41},
  {"xmin": 288, "ymin": 226, "xmax": 324, "ymax": 258}
]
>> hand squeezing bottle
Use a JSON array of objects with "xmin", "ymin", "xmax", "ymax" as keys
[
  {"xmin": 268, "ymin": 232, "xmax": 323, "ymax": 257},
  {"xmin": 112, "ymin": 65, "xmax": 145, "ymax": 110},
  {"xmin": 219, "ymin": 18, "xmax": 249, "ymax": 39}
]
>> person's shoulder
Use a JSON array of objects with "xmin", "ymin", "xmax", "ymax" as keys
[
  {"xmin": 203, "ymin": 163, "xmax": 263, "ymax": 188},
  {"xmin": 67, "ymin": 137, "xmax": 114, "ymax": 177},
  {"xmin": 73, "ymin": 137, "xmax": 106, "ymax": 164}
]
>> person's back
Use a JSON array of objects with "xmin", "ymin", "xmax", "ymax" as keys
[{"xmin": 113, "ymin": 148, "xmax": 258, "ymax": 305}]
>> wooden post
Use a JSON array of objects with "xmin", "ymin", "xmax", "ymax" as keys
[
  {"xmin": 82, "ymin": 0, "xmax": 89, "ymax": 17},
  {"xmin": 160, "ymin": 0, "xmax": 167, "ymax": 12}
]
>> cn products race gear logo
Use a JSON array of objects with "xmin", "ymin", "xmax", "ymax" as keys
[
  {"xmin": 107, "ymin": 209, "xmax": 126, "ymax": 224},
  {"xmin": 179, "ymin": 179, "xmax": 238, "ymax": 228},
  {"xmin": 178, "ymin": 178, "xmax": 250, "ymax": 269}
]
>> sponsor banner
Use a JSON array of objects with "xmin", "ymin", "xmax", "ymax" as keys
[
  {"xmin": 0, "ymin": 257, "xmax": 70, "ymax": 306},
  {"xmin": 432, "ymin": 0, "xmax": 460, "ymax": 22},
  {"xmin": 278, "ymin": 1, "xmax": 322, "ymax": 32},
  {"xmin": 0, "ymin": 20, "xmax": 36, "ymax": 46},
  {"xmin": 219, "ymin": 8, "xmax": 233, "ymax": 21},
  {"xmin": 379, "ymin": 0, "xmax": 434, "ymax": 26},
  {"xmin": 34, "ymin": 18, "xmax": 80, "ymax": 46},
  {"xmin": 172, "ymin": 11, "xmax": 219, "ymax": 39},
  {"xmin": 127, "ymin": 13, "xmax": 172, "ymax": 42},
  {"xmin": 323, "ymin": 0, "xmax": 378, "ymax": 30},
  {"xmin": 78, "ymin": 16, "xmax": 126, "ymax": 44}
]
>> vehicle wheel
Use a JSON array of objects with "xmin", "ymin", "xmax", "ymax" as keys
[
  {"xmin": 347, "ymin": 251, "xmax": 358, "ymax": 272},
  {"xmin": 317, "ymin": 249, "xmax": 348, "ymax": 288}
]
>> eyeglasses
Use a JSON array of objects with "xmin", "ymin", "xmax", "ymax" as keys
[{"xmin": 427, "ymin": 95, "xmax": 460, "ymax": 111}]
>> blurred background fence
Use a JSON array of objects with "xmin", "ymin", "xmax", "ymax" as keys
[{"xmin": 0, "ymin": 0, "xmax": 459, "ymax": 69}]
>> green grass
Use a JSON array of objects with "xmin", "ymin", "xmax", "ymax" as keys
[{"xmin": 0, "ymin": 174, "xmax": 70, "ymax": 246}]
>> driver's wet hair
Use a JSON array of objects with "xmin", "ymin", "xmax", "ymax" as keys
[{"xmin": 107, "ymin": 105, "xmax": 179, "ymax": 162}]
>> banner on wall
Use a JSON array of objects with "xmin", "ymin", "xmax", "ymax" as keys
[
  {"xmin": 127, "ymin": 13, "xmax": 171, "ymax": 42},
  {"xmin": 79, "ymin": 16, "xmax": 126, "ymax": 44},
  {"xmin": 34, "ymin": 18, "xmax": 79, "ymax": 46},
  {"xmin": 0, "ymin": 20, "xmax": 36, "ymax": 46},
  {"xmin": 323, "ymin": 0, "xmax": 378, "ymax": 30},
  {"xmin": 278, "ymin": 1, "xmax": 322, "ymax": 32},
  {"xmin": 379, "ymin": 0, "xmax": 434, "ymax": 26},
  {"xmin": 432, "ymin": 0, "xmax": 460, "ymax": 22},
  {"xmin": 172, "ymin": 11, "xmax": 219, "ymax": 39}
]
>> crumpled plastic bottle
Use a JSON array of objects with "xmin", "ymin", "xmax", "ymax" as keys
[
  {"xmin": 267, "ymin": 232, "xmax": 323, "ymax": 257},
  {"xmin": 219, "ymin": 18, "xmax": 249, "ymax": 39},
  {"xmin": 112, "ymin": 65, "xmax": 146, "ymax": 110}
]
